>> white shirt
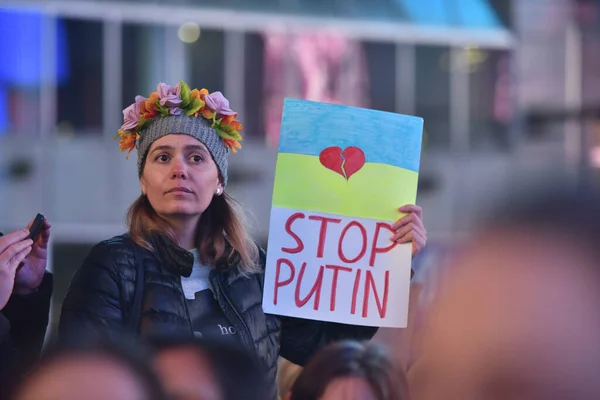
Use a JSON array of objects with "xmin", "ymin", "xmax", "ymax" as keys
[{"xmin": 180, "ymin": 248, "xmax": 215, "ymax": 300}]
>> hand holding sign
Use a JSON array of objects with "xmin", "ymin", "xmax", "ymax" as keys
[
  {"xmin": 392, "ymin": 205, "xmax": 427, "ymax": 257},
  {"xmin": 264, "ymin": 99, "xmax": 424, "ymax": 328}
]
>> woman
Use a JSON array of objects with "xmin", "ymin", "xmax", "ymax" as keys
[
  {"xmin": 288, "ymin": 340, "xmax": 409, "ymax": 400},
  {"xmin": 58, "ymin": 82, "xmax": 427, "ymax": 400},
  {"xmin": 0, "ymin": 218, "xmax": 52, "ymax": 397}
]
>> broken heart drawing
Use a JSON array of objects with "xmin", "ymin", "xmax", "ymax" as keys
[{"xmin": 319, "ymin": 146, "xmax": 366, "ymax": 180}]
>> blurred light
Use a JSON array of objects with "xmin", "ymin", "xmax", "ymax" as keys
[
  {"xmin": 589, "ymin": 146, "xmax": 600, "ymax": 169},
  {"xmin": 464, "ymin": 46, "xmax": 488, "ymax": 66},
  {"xmin": 178, "ymin": 22, "xmax": 201, "ymax": 43},
  {"xmin": 591, "ymin": 122, "xmax": 600, "ymax": 168}
]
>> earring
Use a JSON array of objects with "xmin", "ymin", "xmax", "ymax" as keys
[{"xmin": 215, "ymin": 187, "xmax": 222, "ymax": 196}]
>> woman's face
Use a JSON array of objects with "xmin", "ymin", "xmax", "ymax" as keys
[{"xmin": 141, "ymin": 134, "xmax": 222, "ymax": 221}]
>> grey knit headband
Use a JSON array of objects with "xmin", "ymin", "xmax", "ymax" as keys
[
  {"xmin": 136, "ymin": 115, "xmax": 229, "ymax": 185},
  {"xmin": 116, "ymin": 81, "xmax": 246, "ymax": 187}
]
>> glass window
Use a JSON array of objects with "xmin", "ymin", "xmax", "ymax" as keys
[
  {"xmin": 244, "ymin": 32, "xmax": 265, "ymax": 138},
  {"xmin": 363, "ymin": 41, "xmax": 396, "ymax": 113},
  {"xmin": 187, "ymin": 29, "xmax": 225, "ymax": 93},
  {"xmin": 56, "ymin": 18, "xmax": 103, "ymax": 135},
  {"xmin": 468, "ymin": 49, "xmax": 512, "ymax": 150},
  {"xmin": 121, "ymin": 23, "xmax": 167, "ymax": 110},
  {"xmin": 415, "ymin": 46, "xmax": 451, "ymax": 150}
]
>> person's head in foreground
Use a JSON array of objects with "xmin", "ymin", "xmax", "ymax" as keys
[
  {"xmin": 148, "ymin": 335, "xmax": 268, "ymax": 400},
  {"xmin": 117, "ymin": 81, "xmax": 256, "ymax": 267},
  {"xmin": 288, "ymin": 341, "xmax": 409, "ymax": 400},
  {"xmin": 408, "ymin": 187, "xmax": 600, "ymax": 400},
  {"xmin": 11, "ymin": 339, "xmax": 166, "ymax": 400}
]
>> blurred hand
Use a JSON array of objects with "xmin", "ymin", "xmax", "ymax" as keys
[
  {"xmin": 0, "ymin": 230, "xmax": 33, "ymax": 309},
  {"xmin": 14, "ymin": 217, "xmax": 51, "ymax": 294},
  {"xmin": 391, "ymin": 204, "xmax": 427, "ymax": 257}
]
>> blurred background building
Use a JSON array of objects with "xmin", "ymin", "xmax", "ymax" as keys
[{"xmin": 0, "ymin": 0, "xmax": 598, "ymax": 333}]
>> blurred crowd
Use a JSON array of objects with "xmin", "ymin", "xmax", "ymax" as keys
[{"xmin": 3, "ymin": 182, "xmax": 600, "ymax": 400}]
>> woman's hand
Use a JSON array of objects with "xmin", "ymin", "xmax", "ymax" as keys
[
  {"xmin": 0, "ymin": 230, "xmax": 33, "ymax": 309},
  {"xmin": 391, "ymin": 204, "xmax": 427, "ymax": 257},
  {"xmin": 14, "ymin": 217, "xmax": 51, "ymax": 294}
]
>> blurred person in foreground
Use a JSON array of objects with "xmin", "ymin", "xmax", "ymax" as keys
[
  {"xmin": 149, "ymin": 335, "xmax": 268, "ymax": 400},
  {"xmin": 288, "ymin": 340, "xmax": 409, "ymax": 400},
  {"xmin": 408, "ymin": 189, "xmax": 600, "ymax": 400},
  {"xmin": 0, "ymin": 217, "xmax": 52, "ymax": 395},
  {"xmin": 58, "ymin": 81, "xmax": 427, "ymax": 400},
  {"xmin": 10, "ymin": 339, "xmax": 166, "ymax": 400}
]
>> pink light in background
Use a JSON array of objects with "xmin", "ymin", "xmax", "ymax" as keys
[{"xmin": 262, "ymin": 32, "xmax": 370, "ymax": 148}]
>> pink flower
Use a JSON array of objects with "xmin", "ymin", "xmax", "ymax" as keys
[
  {"xmin": 205, "ymin": 91, "xmax": 236, "ymax": 117},
  {"xmin": 121, "ymin": 95, "xmax": 144, "ymax": 131},
  {"xmin": 157, "ymin": 82, "xmax": 182, "ymax": 108}
]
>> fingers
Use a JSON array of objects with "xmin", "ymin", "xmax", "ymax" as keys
[
  {"xmin": 391, "ymin": 213, "xmax": 415, "ymax": 231},
  {"xmin": 6, "ymin": 245, "xmax": 32, "ymax": 273},
  {"xmin": 391, "ymin": 221, "xmax": 425, "ymax": 243},
  {"xmin": 36, "ymin": 219, "xmax": 52, "ymax": 248},
  {"xmin": 0, "ymin": 230, "xmax": 30, "ymax": 254},
  {"xmin": 398, "ymin": 204, "xmax": 422, "ymax": 219},
  {"xmin": 391, "ymin": 205, "xmax": 427, "ymax": 256},
  {"xmin": 0, "ymin": 239, "xmax": 33, "ymax": 271},
  {"xmin": 391, "ymin": 213, "xmax": 426, "ymax": 236},
  {"xmin": 396, "ymin": 229, "xmax": 427, "ymax": 255}
]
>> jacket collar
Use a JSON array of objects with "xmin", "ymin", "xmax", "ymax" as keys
[
  {"xmin": 147, "ymin": 231, "xmax": 239, "ymax": 277},
  {"xmin": 147, "ymin": 231, "xmax": 194, "ymax": 277}
]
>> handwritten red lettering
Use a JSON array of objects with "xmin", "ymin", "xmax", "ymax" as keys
[
  {"xmin": 337, "ymin": 221, "xmax": 368, "ymax": 264},
  {"xmin": 274, "ymin": 258, "xmax": 295, "ymax": 305},
  {"xmin": 362, "ymin": 269, "xmax": 389, "ymax": 318},
  {"xmin": 282, "ymin": 213, "xmax": 305, "ymax": 254},
  {"xmin": 308, "ymin": 215, "xmax": 342, "ymax": 258},
  {"xmin": 294, "ymin": 263, "xmax": 324, "ymax": 310},
  {"xmin": 351, "ymin": 269, "xmax": 362, "ymax": 315},
  {"xmin": 369, "ymin": 222, "xmax": 397, "ymax": 267},
  {"xmin": 325, "ymin": 264, "xmax": 352, "ymax": 311}
]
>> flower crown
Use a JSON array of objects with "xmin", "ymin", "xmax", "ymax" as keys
[{"xmin": 115, "ymin": 81, "xmax": 243, "ymax": 158}]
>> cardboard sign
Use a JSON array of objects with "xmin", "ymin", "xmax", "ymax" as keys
[{"xmin": 262, "ymin": 99, "xmax": 423, "ymax": 328}]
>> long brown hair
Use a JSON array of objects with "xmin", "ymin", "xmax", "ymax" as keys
[{"xmin": 126, "ymin": 192, "xmax": 259, "ymax": 273}]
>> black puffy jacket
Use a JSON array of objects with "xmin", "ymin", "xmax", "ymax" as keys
[{"xmin": 58, "ymin": 234, "xmax": 378, "ymax": 399}]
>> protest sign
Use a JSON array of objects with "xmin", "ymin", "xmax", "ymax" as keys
[{"xmin": 262, "ymin": 99, "xmax": 423, "ymax": 328}]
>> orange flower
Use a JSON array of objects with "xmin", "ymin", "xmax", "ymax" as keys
[
  {"xmin": 193, "ymin": 88, "xmax": 212, "ymax": 119},
  {"xmin": 118, "ymin": 130, "xmax": 140, "ymax": 159},
  {"xmin": 197, "ymin": 88, "xmax": 210, "ymax": 111},
  {"xmin": 141, "ymin": 92, "xmax": 159, "ymax": 119},
  {"xmin": 224, "ymin": 139, "xmax": 242, "ymax": 153},
  {"xmin": 191, "ymin": 89, "xmax": 209, "ymax": 117},
  {"xmin": 221, "ymin": 115, "xmax": 243, "ymax": 132},
  {"xmin": 221, "ymin": 115, "xmax": 235, "ymax": 125},
  {"xmin": 201, "ymin": 109, "xmax": 214, "ymax": 120},
  {"xmin": 231, "ymin": 120, "xmax": 243, "ymax": 131}
]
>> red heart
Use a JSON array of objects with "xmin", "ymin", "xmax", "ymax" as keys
[{"xmin": 319, "ymin": 146, "xmax": 366, "ymax": 180}]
